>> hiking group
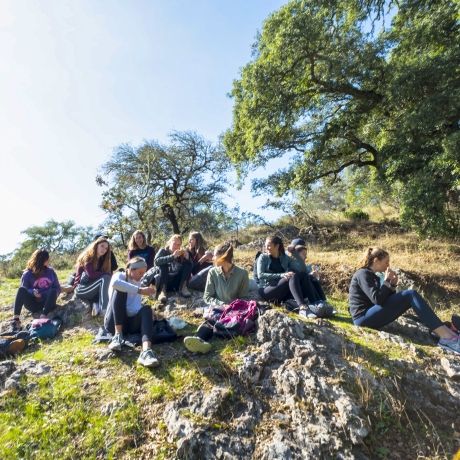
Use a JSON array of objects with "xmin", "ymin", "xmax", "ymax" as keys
[{"xmin": 7, "ymin": 230, "xmax": 460, "ymax": 367}]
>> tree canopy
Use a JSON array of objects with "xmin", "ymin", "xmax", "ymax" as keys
[
  {"xmin": 97, "ymin": 131, "xmax": 230, "ymax": 243},
  {"xmin": 224, "ymin": 0, "xmax": 460, "ymax": 236}
]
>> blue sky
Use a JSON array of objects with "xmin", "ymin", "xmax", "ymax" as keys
[{"xmin": 0, "ymin": 0, "xmax": 286, "ymax": 254}]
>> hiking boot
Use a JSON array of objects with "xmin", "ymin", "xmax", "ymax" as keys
[
  {"xmin": 7, "ymin": 339, "xmax": 26, "ymax": 355},
  {"xmin": 184, "ymin": 336, "xmax": 212, "ymax": 354},
  {"xmin": 108, "ymin": 333, "xmax": 124, "ymax": 352},
  {"xmin": 438, "ymin": 335, "xmax": 460, "ymax": 355},
  {"xmin": 158, "ymin": 290, "xmax": 168, "ymax": 304},
  {"xmin": 180, "ymin": 286, "xmax": 191, "ymax": 298},
  {"xmin": 137, "ymin": 349, "xmax": 160, "ymax": 367}
]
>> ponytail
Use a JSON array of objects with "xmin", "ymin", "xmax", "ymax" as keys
[
  {"xmin": 214, "ymin": 241, "xmax": 233, "ymax": 265},
  {"xmin": 360, "ymin": 247, "xmax": 389, "ymax": 269}
]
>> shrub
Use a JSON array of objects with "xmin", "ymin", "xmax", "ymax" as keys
[{"xmin": 343, "ymin": 209, "xmax": 370, "ymax": 221}]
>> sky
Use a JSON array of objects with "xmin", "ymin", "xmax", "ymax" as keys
[{"xmin": 0, "ymin": 0, "xmax": 287, "ymax": 255}]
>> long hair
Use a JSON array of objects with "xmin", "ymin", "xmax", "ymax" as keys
[
  {"xmin": 266, "ymin": 235, "xmax": 285, "ymax": 255},
  {"xmin": 360, "ymin": 247, "xmax": 389, "ymax": 269},
  {"xmin": 128, "ymin": 230, "xmax": 147, "ymax": 251},
  {"xmin": 165, "ymin": 234, "xmax": 182, "ymax": 249},
  {"xmin": 214, "ymin": 241, "xmax": 234, "ymax": 265},
  {"xmin": 188, "ymin": 231, "xmax": 206, "ymax": 258},
  {"xmin": 76, "ymin": 237, "xmax": 112, "ymax": 273},
  {"xmin": 26, "ymin": 249, "xmax": 49, "ymax": 276}
]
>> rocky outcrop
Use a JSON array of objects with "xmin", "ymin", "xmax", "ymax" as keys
[{"xmin": 162, "ymin": 310, "xmax": 460, "ymax": 459}]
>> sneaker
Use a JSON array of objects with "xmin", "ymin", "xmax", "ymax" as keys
[
  {"xmin": 184, "ymin": 336, "xmax": 212, "ymax": 354},
  {"xmin": 438, "ymin": 335, "xmax": 460, "ymax": 355},
  {"xmin": 10, "ymin": 319, "xmax": 21, "ymax": 333},
  {"xmin": 299, "ymin": 308, "xmax": 308, "ymax": 318},
  {"xmin": 91, "ymin": 302, "xmax": 101, "ymax": 317},
  {"xmin": 108, "ymin": 333, "xmax": 124, "ymax": 352},
  {"xmin": 308, "ymin": 301, "xmax": 334, "ymax": 318},
  {"xmin": 137, "ymin": 348, "xmax": 160, "ymax": 367},
  {"xmin": 180, "ymin": 286, "xmax": 192, "ymax": 298},
  {"xmin": 158, "ymin": 290, "xmax": 168, "ymax": 304}
]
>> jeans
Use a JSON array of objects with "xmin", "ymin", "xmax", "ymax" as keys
[
  {"xmin": 157, "ymin": 260, "xmax": 193, "ymax": 293},
  {"xmin": 188, "ymin": 265, "xmax": 212, "ymax": 292},
  {"xmin": 353, "ymin": 289, "xmax": 444, "ymax": 331},
  {"xmin": 104, "ymin": 290, "xmax": 153, "ymax": 343},
  {"xmin": 75, "ymin": 274, "xmax": 111, "ymax": 311},
  {"xmin": 14, "ymin": 286, "xmax": 59, "ymax": 317}
]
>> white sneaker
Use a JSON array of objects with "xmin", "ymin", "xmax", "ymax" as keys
[
  {"xmin": 137, "ymin": 349, "xmax": 160, "ymax": 367},
  {"xmin": 91, "ymin": 302, "xmax": 101, "ymax": 317}
]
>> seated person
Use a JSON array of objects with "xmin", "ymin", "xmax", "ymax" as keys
[
  {"xmin": 257, "ymin": 235, "xmax": 332, "ymax": 318},
  {"xmin": 127, "ymin": 230, "xmax": 155, "ymax": 269},
  {"xmin": 184, "ymin": 241, "xmax": 249, "ymax": 353},
  {"xmin": 74, "ymin": 237, "xmax": 113, "ymax": 317},
  {"xmin": 187, "ymin": 231, "xmax": 213, "ymax": 291},
  {"xmin": 349, "ymin": 247, "xmax": 460, "ymax": 354},
  {"xmin": 154, "ymin": 234, "xmax": 193, "ymax": 302},
  {"xmin": 288, "ymin": 238, "xmax": 330, "ymax": 308},
  {"xmin": 11, "ymin": 249, "xmax": 66, "ymax": 331},
  {"xmin": 104, "ymin": 257, "xmax": 159, "ymax": 367}
]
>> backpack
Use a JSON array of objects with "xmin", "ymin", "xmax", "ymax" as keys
[
  {"xmin": 253, "ymin": 251, "xmax": 262, "ymax": 285},
  {"xmin": 28, "ymin": 317, "xmax": 63, "ymax": 340},
  {"xmin": 213, "ymin": 299, "xmax": 259, "ymax": 339}
]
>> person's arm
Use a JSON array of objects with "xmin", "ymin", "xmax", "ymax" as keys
[
  {"xmin": 238, "ymin": 270, "xmax": 250, "ymax": 299},
  {"xmin": 154, "ymin": 248, "xmax": 175, "ymax": 266},
  {"xmin": 20, "ymin": 271, "xmax": 35, "ymax": 295},
  {"xmin": 256, "ymin": 254, "xmax": 283, "ymax": 284},
  {"xmin": 203, "ymin": 270, "xmax": 224, "ymax": 306},
  {"xmin": 84, "ymin": 262, "xmax": 106, "ymax": 280},
  {"xmin": 111, "ymin": 253, "xmax": 118, "ymax": 272},
  {"xmin": 111, "ymin": 273, "xmax": 139, "ymax": 295},
  {"xmin": 127, "ymin": 249, "xmax": 134, "ymax": 261},
  {"xmin": 51, "ymin": 269, "xmax": 61, "ymax": 293},
  {"xmin": 146, "ymin": 246, "xmax": 155, "ymax": 269},
  {"xmin": 357, "ymin": 269, "xmax": 395, "ymax": 305}
]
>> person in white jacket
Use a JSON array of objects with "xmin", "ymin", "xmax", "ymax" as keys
[{"xmin": 104, "ymin": 257, "xmax": 158, "ymax": 367}]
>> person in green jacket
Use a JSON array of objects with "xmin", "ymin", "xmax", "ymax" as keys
[{"xmin": 184, "ymin": 241, "xmax": 249, "ymax": 353}]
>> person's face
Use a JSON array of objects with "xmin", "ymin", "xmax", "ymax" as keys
[
  {"xmin": 130, "ymin": 267, "xmax": 146, "ymax": 281},
  {"xmin": 297, "ymin": 249, "xmax": 307, "ymax": 261},
  {"xmin": 97, "ymin": 242, "xmax": 109, "ymax": 257},
  {"xmin": 135, "ymin": 233, "xmax": 145, "ymax": 247},
  {"xmin": 43, "ymin": 258, "xmax": 50, "ymax": 267},
  {"xmin": 170, "ymin": 238, "xmax": 182, "ymax": 252},
  {"xmin": 372, "ymin": 255, "xmax": 390, "ymax": 272},
  {"xmin": 265, "ymin": 240, "xmax": 279, "ymax": 257},
  {"xmin": 188, "ymin": 237, "xmax": 196, "ymax": 249}
]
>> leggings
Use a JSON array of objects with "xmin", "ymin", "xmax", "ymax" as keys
[
  {"xmin": 188, "ymin": 265, "xmax": 212, "ymax": 292},
  {"xmin": 259, "ymin": 272, "xmax": 319, "ymax": 307},
  {"xmin": 157, "ymin": 260, "xmax": 193, "ymax": 293},
  {"xmin": 353, "ymin": 289, "xmax": 444, "ymax": 331},
  {"xmin": 104, "ymin": 290, "xmax": 153, "ymax": 343},
  {"xmin": 14, "ymin": 287, "xmax": 59, "ymax": 317},
  {"xmin": 75, "ymin": 274, "xmax": 111, "ymax": 311}
]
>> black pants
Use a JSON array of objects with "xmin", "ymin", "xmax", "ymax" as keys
[
  {"xmin": 75, "ymin": 274, "xmax": 111, "ymax": 311},
  {"xmin": 188, "ymin": 265, "xmax": 212, "ymax": 291},
  {"xmin": 259, "ymin": 272, "xmax": 319, "ymax": 306},
  {"xmin": 309, "ymin": 274, "xmax": 326, "ymax": 303},
  {"xmin": 157, "ymin": 260, "xmax": 193, "ymax": 293},
  {"xmin": 104, "ymin": 290, "xmax": 153, "ymax": 343},
  {"xmin": 14, "ymin": 286, "xmax": 58, "ymax": 317}
]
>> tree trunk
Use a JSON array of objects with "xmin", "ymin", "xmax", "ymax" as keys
[{"xmin": 161, "ymin": 204, "xmax": 181, "ymax": 234}]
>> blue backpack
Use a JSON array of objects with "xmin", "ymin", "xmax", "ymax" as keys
[{"xmin": 28, "ymin": 318, "xmax": 63, "ymax": 340}]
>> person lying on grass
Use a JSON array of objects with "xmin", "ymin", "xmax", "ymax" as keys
[
  {"xmin": 11, "ymin": 249, "xmax": 71, "ymax": 331},
  {"xmin": 349, "ymin": 247, "xmax": 460, "ymax": 355},
  {"xmin": 105, "ymin": 257, "xmax": 159, "ymax": 368},
  {"xmin": 184, "ymin": 241, "xmax": 249, "ymax": 354}
]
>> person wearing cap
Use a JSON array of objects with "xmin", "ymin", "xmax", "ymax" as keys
[
  {"xmin": 104, "ymin": 257, "xmax": 159, "ymax": 367},
  {"xmin": 287, "ymin": 238, "xmax": 331, "ymax": 313}
]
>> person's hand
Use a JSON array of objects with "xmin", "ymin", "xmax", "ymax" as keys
[
  {"xmin": 139, "ymin": 286, "xmax": 156, "ymax": 296},
  {"xmin": 385, "ymin": 268, "xmax": 398, "ymax": 286},
  {"xmin": 173, "ymin": 249, "xmax": 184, "ymax": 258},
  {"xmin": 311, "ymin": 264, "xmax": 320, "ymax": 280},
  {"xmin": 183, "ymin": 250, "xmax": 190, "ymax": 260},
  {"xmin": 33, "ymin": 289, "xmax": 42, "ymax": 299},
  {"xmin": 198, "ymin": 252, "xmax": 213, "ymax": 264},
  {"xmin": 284, "ymin": 271, "xmax": 295, "ymax": 279}
]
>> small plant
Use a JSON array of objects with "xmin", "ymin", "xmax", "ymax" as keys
[{"xmin": 343, "ymin": 209, "xmax": 370, "ymax": 221}]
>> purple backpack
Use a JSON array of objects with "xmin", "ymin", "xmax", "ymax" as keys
[{"xmin": 214, "ymin": 299, "xmax": 259, "ymax": 338}]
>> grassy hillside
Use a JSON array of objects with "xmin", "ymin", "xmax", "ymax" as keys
[{"xmin": 0, "ymin": 222, "xmax": 459, "ymax": 459}]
